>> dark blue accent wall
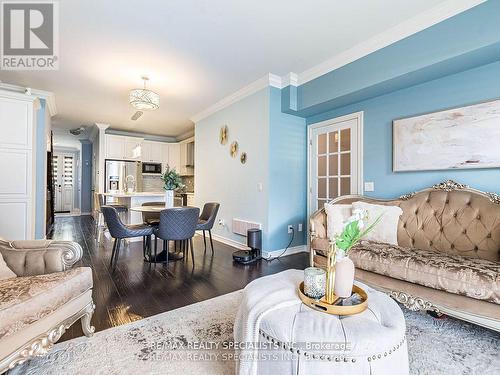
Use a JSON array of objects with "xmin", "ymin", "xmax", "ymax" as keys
[{"xmin": 80, "ymin": 140, "xmax": 93, "ymax": 213}]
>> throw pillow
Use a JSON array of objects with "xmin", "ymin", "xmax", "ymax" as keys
[
  {"xmin": 0, "ymin": 252, "xmax": 16, "ymax": 280},
  {"xmin": 324, "ymin": 203, "xmax": 352, "ymax": 240},
  {"xmin": 351, "ymin": 201, "xmax": 403, "ymax": 245}
]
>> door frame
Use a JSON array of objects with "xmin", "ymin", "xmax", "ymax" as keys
[{"xmin": 307, "ymin": 111, "xmax": 364, "ymax": 221}]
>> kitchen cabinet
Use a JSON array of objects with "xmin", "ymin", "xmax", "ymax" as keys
[
  {"xmin": 167, "ymin": 143, "xmax": 181, "ymax": 172},
  {"xmin": 179, "ymin": 141, "xmax": 194, "ymax": 176},
  {"xmin": 105, "ymin": 135, "xmax": 124, "ymax": 159},
  {"xmin": 142, "ymin": 141, "xmax": 164, "ymax": 163},
  {"xmin": 105, "ymin": 135, "xmax": 142, "ymax": 160},
  {"xmin": 124, "ymin": 138, "xmax": 142, "ymax": 160}
]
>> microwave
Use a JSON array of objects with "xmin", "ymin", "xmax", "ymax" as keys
[{"xmin": 142, "ymin": 162, "xmax": 162, "ymax": 174}]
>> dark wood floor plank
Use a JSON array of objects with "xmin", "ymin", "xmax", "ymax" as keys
[{"xmin": 49, "ymin": 215, "xmax": 308, "ymax": 342}]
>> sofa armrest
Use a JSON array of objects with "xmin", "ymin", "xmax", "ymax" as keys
[
  {"xmin": 0, "ymin": 239, "xmax": 82, "ymax": 276},
  {"xmin": 309, "ymin": 209, "xmax": 327, "ymax": 240}
]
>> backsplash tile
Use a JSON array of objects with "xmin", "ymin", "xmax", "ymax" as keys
[
  {"xmin": 182, "ymin": 176, "xmax": 194, "ymax": 192},
  {"xmin": 142, "ymin": 175, "xmax": 194, "ymax": 193},
  {"xmin": 142, "ymin": 175, "xmax": 164, "ymax": 192}
]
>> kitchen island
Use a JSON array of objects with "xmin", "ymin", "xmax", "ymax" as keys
[{"xmin": 102, "ymin": 192, "xmax": 165, "ymax": 234}]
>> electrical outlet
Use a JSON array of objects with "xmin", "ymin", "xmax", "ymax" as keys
[
  {"xmin": 364, "ymin": 181, "xmax": 375, "ymax": 192},
  {"xmin": 298, "ymin": 223, "xmax": 303, "ymax": 232},
  {"xmin": 287, "ymin": 225, "xmax": 293, "ymax": 234}
]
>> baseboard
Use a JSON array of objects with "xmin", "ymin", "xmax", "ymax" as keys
[
  {"xmin": 262, "ymin": 245, "xmax": 308, "ymax": 259},
  {"xmin": 209, "ymin": 233, "xmax": 249, "ymax": 250}
]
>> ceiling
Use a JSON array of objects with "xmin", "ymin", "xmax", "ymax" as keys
[{"xmin": 0, "ymin": 0, "xmax": 456, "ymax": 137}]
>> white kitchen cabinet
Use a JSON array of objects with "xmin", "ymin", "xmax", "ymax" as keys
[
  {"xmin": 124, "ymin": 138, "xmax": 142, "ymax": 160},
  {"xmin": 142, "ymin": 141, "xmax": 163, "ymax": 163},
  {"xmin": 179, "ymin": 141, "xmax": 194, "ymax": 176},
  {"xmin": 106, "ymin": 135, "xmax": 143, "ymax": 160},
  {"xmin": 105, "ymin": 135, "xmax": 124, "ymax": 159},
  {"xmin": 167, "ymin": 143, "xmax": 181, "ymax": 172}
]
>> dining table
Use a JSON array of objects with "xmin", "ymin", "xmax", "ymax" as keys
[{"xmin": 129, "ymin": 205, "xmax": 185, "ymax": 262}]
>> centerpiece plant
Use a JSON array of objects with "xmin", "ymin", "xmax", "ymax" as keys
[{"xmin": 161, "ymin": 165, "xmax": 184, "ymax": 208}]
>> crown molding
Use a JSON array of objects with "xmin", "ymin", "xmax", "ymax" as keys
[
  {"xmin": 281, "ymin": 72, "xmax": 298, "ymax": 87},
  {"xmin": 297, "ymin": 0, "xmax": 485, "ymax": 85},
  {"xmin": 190, "ymin": 0, "xmax": 483, "ymax": 123},
  {"xmin": 190, "ymin": 73, "xmax": 283, "ymax": 123},
  {"xmin": 0, "ymin": 83, "xmax": 57, "ymax": 116},
  {"xmin": 176, "ymin": 129, "xmax": 195, "ymax": 142},
  {"xmin": 95, "ymin": 123, "xmax": 110, "ymax": 130}
]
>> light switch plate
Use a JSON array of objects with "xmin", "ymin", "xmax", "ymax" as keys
[{"xmin": 364, "ymin": 181, "xmax": 375, "ymax": 192}]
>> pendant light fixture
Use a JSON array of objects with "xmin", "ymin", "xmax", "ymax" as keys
[{"xmin": 129, "ymin": 76, "xmax": 160, "ymax": 110}]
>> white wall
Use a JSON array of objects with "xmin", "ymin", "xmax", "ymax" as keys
[{"xmin": 195, "ymin": 88, "xmax": 270, "ymax": 247}]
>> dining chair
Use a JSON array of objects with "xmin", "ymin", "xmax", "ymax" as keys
[
  {"xmin": 101, "ymin": 206, "xmax": 154, "ymax": 268},
  {"xmin": 196, "ymin": 203, "xmax": 220, "ymax": 254},
  {"xmin": 94, "ymin": 193, "xmax": 129, "ymax": 243},
  {"xmin": 154, "ymin": 207, "xmax": 200, "ymax": 265}
]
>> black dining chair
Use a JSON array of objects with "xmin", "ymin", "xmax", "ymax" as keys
[
  {"xmin": 196, "ymin": 203, "xmax": 220, "ymax": 254},
  {"xmin": 154, "ymin": 207, "xmax": 200, "ymax": 264},
  {"xmin": 101, "ymin": 206, "xmax": 154, "ymax": 268}
]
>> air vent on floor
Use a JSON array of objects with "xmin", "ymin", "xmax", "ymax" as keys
[{"xmin": 232, "ymin": 218, "xmax": 262, "ymax": 236}]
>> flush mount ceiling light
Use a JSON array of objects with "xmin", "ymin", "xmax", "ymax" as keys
[{"xmin": 129, "ymin": 76, "xmax": 160, "ymax": 111}]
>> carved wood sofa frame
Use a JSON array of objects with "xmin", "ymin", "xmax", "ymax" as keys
[{"xmin": 309, "ymin": 180, "xmax": 500, "ymax": 332}]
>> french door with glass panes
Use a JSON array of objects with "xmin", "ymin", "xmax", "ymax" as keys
[
  {"xmin": 52, "ymin": 153, "xmax": 74, "ymax": 212},
  {"xmin": 308, "ymin": 112, "xmax": 363, "ymax": 215}
]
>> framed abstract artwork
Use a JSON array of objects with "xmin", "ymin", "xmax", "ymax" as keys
[{"xmin": 393, "ymin": 99, "xmax": 500, "ymax": 172}]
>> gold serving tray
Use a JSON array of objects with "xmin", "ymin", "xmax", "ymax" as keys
[{"xmin": 298, "ymin": 282, "xmax": 368, "ymax": 315}]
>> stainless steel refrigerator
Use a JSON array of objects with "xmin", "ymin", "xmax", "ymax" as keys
[{"xmin": 105, "ymin": 160, "xmax": 142, "ymax": 193}]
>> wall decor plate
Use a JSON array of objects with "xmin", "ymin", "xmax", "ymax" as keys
[
  {"xmin": 393, "ymin": 99, "xmax": 500, "ymax": 171},
  {"xmin": 230, "ymin": 141, "xmax": 238, "ymax": 158},
  {"xmin": 240, "ymin": 152, "xmax": 247, "ymax": 164},
  {"xmin": 219, "ymin": 125, "xmax": 228, "ymax": 145}
]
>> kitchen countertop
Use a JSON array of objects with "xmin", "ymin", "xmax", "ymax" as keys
[
  {"xmin": 102, "ymin": 191, "xmax": 194, "ymax": 197},
  {"xmin": 102, "ymin": 192, "xmax": 165, "ymax": 197}
]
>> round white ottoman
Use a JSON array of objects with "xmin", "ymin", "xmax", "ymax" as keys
[{"xmin": 254, "ymin": 275, "xmax": 409, "ymax": 374}]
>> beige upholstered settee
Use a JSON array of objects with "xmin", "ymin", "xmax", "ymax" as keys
[
  {"xmin": 0, "ymin": 239, "xmax": 94, "ymax": 373},
  {"xmin": 310, "ymin": 180, "xmax": 500, "ymax": 332}
]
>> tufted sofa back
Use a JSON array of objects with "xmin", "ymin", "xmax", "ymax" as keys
[
  {"xmin": 322, "ymin": 185, "xmax": 500, "ymax": 262},
  {"xmin": 396, "ymin": 189, "xmax": 499, "ymax": 261}
]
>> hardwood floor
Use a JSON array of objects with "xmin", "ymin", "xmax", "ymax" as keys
[{"xmin": 51, "ymin": 215, "xmax": 308, "ymax": 341}]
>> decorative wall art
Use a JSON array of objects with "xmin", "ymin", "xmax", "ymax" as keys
[
  {"xmin": 393, "ymin": 99, "xmax": 500, "ymax": 172},
  {"xmin": 240, "ymin": 152, "xmax": 247, "ymax": 164},
  {"xmin": 219, "ymin": 125, "xmax": 228, "ymax": 145},
  {"xmin": 230, "ymin": 141, "xmax": 238, "ymax": 158}
]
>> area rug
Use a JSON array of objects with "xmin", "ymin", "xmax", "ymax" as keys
[{"xmin": 9, "ymin": 291, "xmax": 500, "ymax": 375}]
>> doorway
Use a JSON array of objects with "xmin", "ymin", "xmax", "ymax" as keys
[
  {"xmin": 52, "ymin": 152, "xmax": 75, "ymax": 213},
  {"xmin": 308, "ymin": 111, "xmax": 363, "ymax": 216}
]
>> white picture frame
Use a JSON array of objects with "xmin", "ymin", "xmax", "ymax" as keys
[{"xmin": 393, "ymin": 99, "xmax": 500, "ymax": 172}]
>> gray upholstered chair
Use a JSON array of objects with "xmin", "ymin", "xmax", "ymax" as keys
[
  {"xmin": 196, "ymin": 203, "xmax": 220, "ymax": 254},
  {"xmin": 101, "ymin": 206, "xmax": 154, "ymax": 268},
  {"xmin": 154, "ymin": 207, "xmax": 200, "ymax": 264},
  {"xmin": 0, "ymin": 239, "xmax": 94, "ymax": 373},
  {"xmin": 94, "ymin": 193, "xmax": 128, "ymax": 243}
]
